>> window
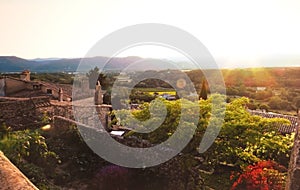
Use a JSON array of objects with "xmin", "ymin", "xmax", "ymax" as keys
[{"xmin": 46, "ymin": 89, "xmax": 52, "ymax": 94}]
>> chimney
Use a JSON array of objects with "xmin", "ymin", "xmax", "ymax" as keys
[
  {"xmin": 20, "ymin": 70, "xmax": 30, "ymax": 81},
  {"xmin": 58, "ymin": 88, "xmax": 63, "ymax": 102},
  {"xmin": 94, "ymin": 80, "xmax": 103, "ymax": 105}
]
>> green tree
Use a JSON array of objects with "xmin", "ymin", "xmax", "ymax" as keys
[
  {"xmin": 293, "ymin": 96, "xmax": 300, "ymax": 111},
  {"xmin": 117, "ymin": 95, "xmax": 293, "ymax": 169},
  {"xmin": 268, "ymin": 96, "xmax": 291, "ymax": 110},
  {"xmin": 86, "ymin": 67, "xmax": 100, "ymax": 89},
  {"xmin": 202, "ymin": 97, "xmax": 293, "ymax": 167},
  {"xmin": 199, "ymin": 79, "xmax": 208, "ymax": 100},
  {"xmin": 259, "ymin": 104, "xmax": 270, "ymax": 112}
]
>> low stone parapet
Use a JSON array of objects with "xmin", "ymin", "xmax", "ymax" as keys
[{"xmin": 0, "ymin": 151, "xmax": 38, "ymax": 190}]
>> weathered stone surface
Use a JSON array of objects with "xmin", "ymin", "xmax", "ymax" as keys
[
  {"xmin": 286, "ymin": 111, "xmax": 300, "ymax": 190},
  {"xmin": 0, "ymin": 96, "xmax": 74, "ymax": 130},
  {"xmin": 0, "ymin": 151, "xmax": 38, "ymax": 190},
  {"xmin": 0, "ymin": 97, "xmax": 52, "ymax": 129}
]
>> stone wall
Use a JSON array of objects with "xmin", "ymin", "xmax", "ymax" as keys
[
  {"xmin": 286, "ymin": 111, "xmax": 300, "ymax": 190},
  {"xmin": 0, "ymin": 151, "xmax": 38, "ymax": 190},
  {"xmin": 53, "ymin": 104, "xmax": 112, "ymax": 131},
  {"xmin": 52, "ymin": 116, "xmax": 151, "ymax": 148},
  {"xmin": 0, "ymin": 95, "xmax": 112, "ymax": 131},
  {"xmin": 4, "ymin": 77, "xmax": 32, "ymax": 95},
  {"xmin": 0, "ymin": 78, "xmax": 5, "ymax": 96},
  {"xmin": 72, "ymin": 104, "xmax": 112, "ymax": 130},
  {"xmin": 39, "ymin": 82, "xmax": 72, "ymax": 101},
  {"xmin": 0, "ymin": 97, "xmax": 37, "ymax": 129},
  {"xmin": 0, "ymin": 96, "xmax": 53, "ymax": 129}
]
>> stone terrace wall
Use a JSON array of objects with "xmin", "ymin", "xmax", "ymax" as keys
[
  {"xmin": 72, "ymin": 104, "xmax": 112, "ymax": 130},
  {"xmin": 0, "ymin": 96, "xmax": 57, "ymax": 129},
  {"xmin": 52, "ymin": 116, "xmax": 151, "ymax": 148},
  {"xmin": 286, "ymin": 111, "xmax": 300, "ymax": 190},
  {"xmin": 0, "ymin": 97, "xmax": 39, "ymax": 129}
]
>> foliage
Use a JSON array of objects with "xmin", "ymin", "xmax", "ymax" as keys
[
  {"xmin": 230, "ymin": 160, "xmax": 287, "ymax": 190},
  {"xmin": 0, "ymin": 128, "xmax": 60, "ymax": 188},
  {"xmin": 86, "ymin": 66, "xmax": 100, "ymax": 89},
  {"xmin": 0, "ymin": 129, "xmax": 59, "ymax": 165},
  {"xmin": 0, "ymin": 122, "xmax": 11, "ymax": 139},
  {"xmin": 157, "ymin": 154, "xmax": 204, "ymax": 190},
  {"xmin": 199, "ymin": 79, "xmax": 208, "ymax": 100},
  {"xmin": 91, "ymin": 165, "xmax": 131, "ymax": 190},
  {"xmin": 258, "ymin": 104, "xmax": 270, "ymax": 112},
  {"xmin": 255, "ymin": 89, "xmax": 273, "ymax": 100},
  {"xmin": 41, "ymin": 111, "xmax": 51, "ymax": 124},
  {"xmin": 129, "ymin": 90, "xmax": 156, "ymax": 103},
  {"xmin": 268, "ymin": 96, "xmax": 292, "ymax": 111},
  {"xmin": 185, "ymin": 68, "xmax": 300, "ymax": 113},
  {"xmin": 116, "ymin": 95, "xmax": 294, "ymax": 169},
  {"xmin": 293, "ymin": 96, "xmax": 300, "ymax": 110},
  {"xmin": 31, "ymin": 73, "xmax": 74, "ymax": 84},
  {"xmin": 203, "ymin": 97, "xmax": 293, "ymax": 167}
]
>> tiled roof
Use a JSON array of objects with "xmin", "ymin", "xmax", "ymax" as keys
[
  {"xmin": 248, "ymin": 110, "xmax": 298, "ymax": 134},
  {"xmin": 37, "ymin": 81, "xmax": 72, "ymax": 98}
]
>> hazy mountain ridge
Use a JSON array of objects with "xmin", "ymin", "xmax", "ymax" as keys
[
  {"xmin": 0, "ymin": 56, "xmax": 37, "ymax": 72},
  {"xmin": 0, "ymin": 56, "xmax": 193, "ymax": 72},
  {"xmin": 0, "ymin": 56, "xmax": 299, "ymax": 73},
  {"xmin": 0, "ymin": 56, "xmax": 145, "ymax": 72}
]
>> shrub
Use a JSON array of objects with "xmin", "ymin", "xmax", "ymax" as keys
[
  {"xmin": 91, "ymin": 165, "xmax": 130, "ymax": 190},
  {"xmin": 230, "ymin": 160, "xmax": 287, "ymax": 190},
  {"xmin": 0, "ymin": 129, "xmax": 59, "ymax": 165}
]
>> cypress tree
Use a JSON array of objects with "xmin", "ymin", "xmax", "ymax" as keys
[{"xmin": 199, "ymin": 79, "xmax": 208, "ymax": 100}]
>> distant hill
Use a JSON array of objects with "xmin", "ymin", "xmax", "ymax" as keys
[
  {"xmin": 29, "ymin": 58, "xmax": 62, "ymax": 62},
  {"xmin": 0, "ymin": 56, "xmax": 36, "ymax": 72},
  {"xmin": 1, "ymin": 56, "xmax": 299, "ymax": 73},
  {"xmin": 0, "ymin": 56, "xmax": 146, "ymax": 73},
  {"xmin": 0, "ymin": 56, "xmax": 195, "ymax": 73}
]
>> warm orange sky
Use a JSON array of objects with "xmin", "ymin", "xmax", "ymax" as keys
[{"xmin": 0, "ymin": 0, "xmax": 300, "ymax": 67}]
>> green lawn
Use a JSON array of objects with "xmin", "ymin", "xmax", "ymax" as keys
[{"xmin": 134, "ymin": 88, "xmax": 176, "ymax": 95}]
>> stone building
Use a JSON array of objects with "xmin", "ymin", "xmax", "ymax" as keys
[{"xmin": 0, "ymin": 70, "xmax": 72, "ymax": 101}]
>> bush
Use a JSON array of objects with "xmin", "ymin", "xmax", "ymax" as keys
[
  {"xmin": 91, "ymin": 165, "xmax": 131, "ymax": 190},
  {"xmin": 230, "ymin": 160, "xmax": 287, "ymax": 190},
  {"xmin": 259, "ymin": 104, "xmax": 270, "ymax": 112},
  {"xmin": 0, "ymin": 129, "xmax": 59, "ymax": 165}
]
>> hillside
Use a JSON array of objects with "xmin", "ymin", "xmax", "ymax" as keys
[
  {"xmin": 0, "ymin": 56, "xmax": 36, "ymax": 72},
  {"xmin": 0, "ymin": 56, "xmax": 144, "ymax": 73}
]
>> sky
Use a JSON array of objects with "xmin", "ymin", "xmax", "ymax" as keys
[{"xmin": 1, "ymin": 0, "xmax": 300, "ymax": 68}]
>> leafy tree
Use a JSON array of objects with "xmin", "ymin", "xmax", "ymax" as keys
[
  {"xmin": 268, "ymin": 96, "xmax": 291, "ymax": 110},
  {"xmin": 255, "ymin": 90, "xmax": 272, "ymax": 100},
  {"xmin": 86, "ymin": 67, "xmax": 100, "ymax": 89},
  {"xmin": 116, "ymin": 95, "xmax": 293, "ymax": 169},
  {"xmin": 293, "ymin": 96, "xmax": 300, "ymax": 111},
  {"xmin": 259, "ymin": 104, "xmax": 270, "ymax": 112},
  {"xmin": 201, "ymin": 97, "xmax": 293, "ymax": 168},
  {"xmin": 0, "ymin": 123, "xmax": 10, "ymax": 139}
]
